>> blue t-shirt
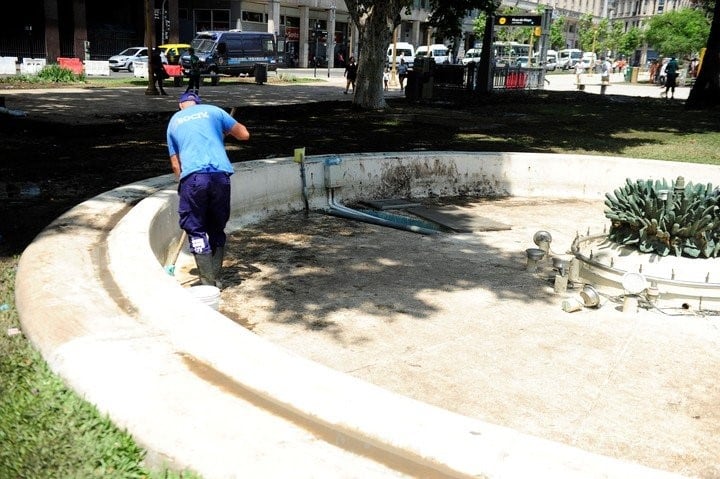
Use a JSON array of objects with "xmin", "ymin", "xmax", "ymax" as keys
[{"xmin": 166, "ymin": 104, "xmax": 237, "ymax": 180}]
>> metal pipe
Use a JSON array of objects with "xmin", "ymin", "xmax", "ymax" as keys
[{"xmin": 325, "ymin": 190, "xmax": 439, "ymax": 236}]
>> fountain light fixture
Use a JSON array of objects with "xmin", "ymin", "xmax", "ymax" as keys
[
  {"xmin": 621, "ymin": 272, "xmax": 647, "ymax": 295},
  {"xmin": 533, "ymin": 230, "xmax": 552, "ymax": 254},
  {"xmin": 579, "ymin": 284, "xmax": 600, "ymax": 307}
]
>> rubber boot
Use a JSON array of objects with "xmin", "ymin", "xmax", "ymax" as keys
[
  {"xmin": 212, "ymin": 246, "xmax": 225, "ymax": 289},
  {"xmin": 193, "ymin": 253, "xmax": 216, "ymax": 286}
]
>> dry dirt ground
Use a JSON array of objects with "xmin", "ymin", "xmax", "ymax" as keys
[
  {"xmin": 174, "ymin": 196, "xmax": 720, "ymax": 479},
  {"xmin": 2, "ymin": 83, "xmax": 719, "ymax": 477},
  {"xmin": 0, "ymin": 82, "xmax": 701, "ymax": 256}
]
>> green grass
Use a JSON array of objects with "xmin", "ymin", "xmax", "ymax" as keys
[
  {"xmin": 0, "ymin": 258, "xmax": 201, "ymax": 478},
  {"xmin": 0, "ymin": 68, "xmax": 324, "ymax": 89},
  {"xmin": 611, "ymin": 130, "xmax": 720, "ymax": 163}
]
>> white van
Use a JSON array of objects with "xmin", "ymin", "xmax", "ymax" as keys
[
  {"xmin": 581, "ymin": 52, "xmax": 597, "ymax": 70},
  {"xmin": 557, "ymin": 48, "xmax": 582, "ymax": 70},
  {"xmin": 386, "ymin": 42, "xmax": 415, "ymax": 68},
  {"xmin": 461, "ymin": 47, "xmax": 482, "ymax": 65},
  {"xmin": 533, "ymin": 49, "xmax": 558, "ymax": 70},
  {"xmin": 415, "ymin": 44, "xmax": 450, "ymax": 65}
]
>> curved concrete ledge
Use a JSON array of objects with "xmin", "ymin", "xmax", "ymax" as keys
[{"xmin": 18, "ymin": 152, "xmax": 712, "ymax": 478}]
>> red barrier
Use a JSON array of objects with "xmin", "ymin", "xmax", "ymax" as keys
[
  {"xmin": 58, "ymin": 57, "xmax": 84, "ymax": 74},
  {"xmin": 163, "ymin": 64, "xmax": 182, "ymax": 77},
  {"xmin": 506, "ymin": 72, "xmax": 528, "ymax": 89}
]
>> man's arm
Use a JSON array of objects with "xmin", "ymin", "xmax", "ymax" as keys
[
  {"xmin": 226, "ymin": 122, "xmax": 250, "ymax": 142},
  {"xmin": 170, "ymin": 153, "xmax": 181, "ymax": 179}
]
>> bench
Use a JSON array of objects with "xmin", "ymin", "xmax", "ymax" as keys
[{"xmin": 576, "ymin": 72, "xmax": 624, "ymax": 94}]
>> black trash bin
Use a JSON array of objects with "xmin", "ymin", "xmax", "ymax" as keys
[
  {"xmin": 254, "ymin": 63, "xmax": 268, "ymax": 84},
  {"xmin": 405, "ymin": 70, "xmax": 421, "ymax": 100}
]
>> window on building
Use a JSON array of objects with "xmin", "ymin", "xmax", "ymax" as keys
[
  {"xmin": 194, "ymin": 9, "xmax": 230, "ymax": 32},
  {"xmin": 242, "ymin": 11, "xmax": 266, "ymax": 23}
]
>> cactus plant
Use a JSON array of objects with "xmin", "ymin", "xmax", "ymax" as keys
[{"xmin": 604, "ymin": 176, "xmax": 720, "ymax": 258}]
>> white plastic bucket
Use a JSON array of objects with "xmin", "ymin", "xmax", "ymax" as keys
[{"xmin": 189, "ymin": 285, "xmax": 220, "ymax": 310}]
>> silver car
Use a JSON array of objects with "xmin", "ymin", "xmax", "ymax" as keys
[{"xmin": 108, "ymin": 47, "xmax": 148, "ymax": 73}]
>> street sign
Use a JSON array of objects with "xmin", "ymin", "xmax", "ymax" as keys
[{"xmin": 495, "ymin": 15, "xmax": 542, "ymax": 26}]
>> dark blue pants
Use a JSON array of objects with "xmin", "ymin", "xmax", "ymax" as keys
[
  {"xmin": 186, "ymin": 73, "xmax": 200, "ymax": 92},
  {"xmin": 178, "ymin": 172, "xmax": 231, "ymax": 255}
]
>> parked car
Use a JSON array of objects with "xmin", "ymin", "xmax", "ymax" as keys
[
  {"xmin": 515, "ymin": 56, "xmax": 540, "ymax": 68},
  {"xmin": 461, "ymin": 47, "xmax": 482, "ymax": 65},
  {"xmin": 108, "ymin": 47, "xmax": 148, "ymax": 73},
  {"xmin": 159, "ymin": 43, "xmax": 191, "ymax": 65},
  {"xmin": 532, "ymin": 49, "xmax": 558, "ymax": 70}
]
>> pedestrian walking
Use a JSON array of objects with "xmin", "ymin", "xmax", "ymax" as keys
[
  {"xmin": 663, "ymin": 56, "xmax": 679, "ymax": 99},
  {"xmin": 344, "ymin": 56, "xmax": 357, "ymax": 94},
  {"xmin": 166, "ymin": 92, "xmax": 250, "ymax": 287},
  {"xmin": 186, "ymin": 47, "xmax": 201, "ymax": 94},
  {"xmin": 600, "ymin": 56, "xmax": 611, "ymax": 95},
  {"xmin": 398, "ymin": 58, "xmax": 408, "ymax": 90},
  {"xmin": 150, "ymin": 47, "xmax": 168, "ymax": 95}
]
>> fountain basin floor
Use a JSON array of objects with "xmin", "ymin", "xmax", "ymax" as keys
[{"xmin": 175, "ymin": 196, "xmax": 720, "ymax": 479}]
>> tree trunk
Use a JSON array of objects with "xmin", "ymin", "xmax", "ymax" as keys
[
  {"xmin": 144, "ymin": 0, "xmax": 158, "ymax": 96},
  {"xmin": 686, "ymin": 0, "xmax": 720, "ymax": 108},
  {"xmin": 44, "ymin": 0, "xmax": 61, "ymax": 63},
  {"xmin": 476, "ymin": 14, "xmax": 495, "ymax": 94},
  {"xmin": 354, "ymin": 16, "xmax": 390, "ymax": 109},
  {"xmin": 345, "ymin": 1, "xmax": 403, "ymax": 110}
]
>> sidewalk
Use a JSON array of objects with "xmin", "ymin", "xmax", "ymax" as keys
[
  {"xmin": 544, "ymin": 72, "xmax": 690, "ymax": 100},
  {"xmin": 0, "ymin": 68, "xmax": 405, "ymax": 124},
  {"xmin": 0, "ymin": 68, "xmax": 688, "ymax": 126}
]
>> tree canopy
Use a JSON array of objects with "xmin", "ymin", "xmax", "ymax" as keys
[
  {"xmin": 345, "ymin": 0, "xmax": 494, "ymax": 109},
  {"xmin": 645, "ymin": 7, "xmax": 710, "ymax": 57}
]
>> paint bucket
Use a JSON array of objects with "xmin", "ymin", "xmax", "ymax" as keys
[{"xmin": 189, "ymin": 285, "xmax": 220, "ymax": 311}]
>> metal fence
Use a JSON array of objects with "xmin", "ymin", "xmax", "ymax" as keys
[
  {"xmin": 491, "ymin": 66, "xmax": 546, "ymax": 90},
  {"xmin": 0, "ymin": 31, "xmax": 140, "ymax": 63},
  {"xmin": 0, "ymin": 37, "xmax": 47, "ymax": 62},
  {"xmin": 437, "ymin": 62, "xmax": 546, "ymax": 92}
]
